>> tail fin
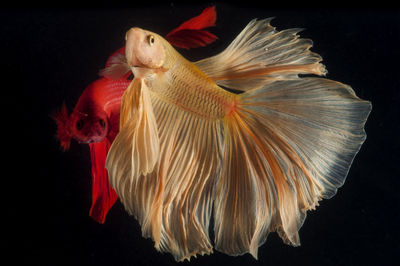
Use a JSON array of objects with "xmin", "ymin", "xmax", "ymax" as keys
[
  {"xmin": 214, "ymin": 78, "xmax": 371, "ymax": 258},
  {"xmin": 89, "ymin": 140, "xmax": 118, "ymax": 224},
  {"xmin": 195, "ymin": 18, "xmax": 327, "ymax": 91},
  {"xmin": 51, "ymin": 102, "xmax": 72, "ymax": 150}
]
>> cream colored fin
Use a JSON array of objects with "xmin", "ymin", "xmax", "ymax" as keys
[
  {"xmin": 99, "ymin": 53, "xmax": 131, "ymax": 80},
  {"xmin": 108, "ymin": 90, "xmax": 224, "ymax": 261},
  {"xmin": 149, "ymin": 95, "xmax": 224, "ymax": 261},
  {"xmin": 214, "ymin": 114, "xmax": 276, "ymax": 258},
  {"xmin": 195, "ymin": 18, "xmax": 327, "ymax": 91},
  {"xmin": 106, "ymin": 79, "xmax": 160, "ymax": 209},
  {"xmin": 214, "ymin": 77, "xmax": 371, "ymax": 257}
]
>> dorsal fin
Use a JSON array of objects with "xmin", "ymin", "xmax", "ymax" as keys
[{"xmin": 195, "ymin": 18, "xmax": 327, "ymax": 91}]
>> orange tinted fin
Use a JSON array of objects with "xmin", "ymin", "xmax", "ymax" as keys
[
  {"xmin": 195, "ymin": 18, "xmax": 326, "ymax": 91},
  {"xmin": 214, "ymin": 78, "xmax": 371, "ymax": 257},
  {"xmin": 107, "ymin": 79, "xmax": 160, "ymax": 186},
  {"xmin": 106, "ymin": 88, "xmax": 224, "ymax": 261}
]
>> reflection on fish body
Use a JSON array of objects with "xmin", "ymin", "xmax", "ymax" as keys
[{"xmin": 105, "ymin": 18, "xmax": 371, "ymax": 261}]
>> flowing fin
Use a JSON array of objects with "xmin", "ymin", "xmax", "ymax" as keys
[
  {"xmin": 51, "ymin": 102, "xmax": 72, "ymax": 150},
  {"xmin": 214, "ymin": 78, "xmax": 371, "ymax": 257},
  {"xmin": 150, "ymin": 94, "xmax": 223, "ymax": 261},
  {"xmin": 104, "ymin": 46, "xmax": 125, "ymax": 68},
  {"xmin": 107, "ymin": 78, "xmax": 160, "ymax": 185},
  {"xmin": 99, "ymin": 50, "xmax": 131, "ymax": 80},
  {"xmin": 89, "ymin": 139, "xmax": 118, "ymax": 224},
  {"xmin": 195, "ymin": 18, "xmax": 327, "ymax": 91},
  {"xmin": 107, "ymin": 90, "xmax": 224, "ymax": 261},
  {"xmin": 166, "ymin": 6, "xmax": 217, "ymax": 49}
]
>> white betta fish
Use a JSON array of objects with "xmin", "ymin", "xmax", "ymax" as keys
[{"xmin": 105, "ymin": 18, "xmax": 371, "ymax": 261}]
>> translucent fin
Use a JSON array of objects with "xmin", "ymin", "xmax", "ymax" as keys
[
  {"xmin": 89, "ymin": 139, "xmax": 118, "ymax": 224},
  {"xmin": 106, "ymin": 78, "xmax": 160, "ymax": 190},
  {"xmin": 107, "ymin": 90, "xmax": 224, "ymax": 261},
  {"xmin": 99, "ymin": 51, "xmax": 131, "ymax": 80},
  {"xmin": 214, "ymin": 77, "xmax": 371, "ymax": 257},
  {"xmin": 149, "ymin": 95, "xmax": 223, "ymax": 261},
  {"xmin": 195, "ymin": 18, "xmax": 327, "ymax": 91}
]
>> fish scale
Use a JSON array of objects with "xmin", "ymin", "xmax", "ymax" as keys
[{"xmin": 150, "ymin": 54, "xmax": 237, "ymax": 120}]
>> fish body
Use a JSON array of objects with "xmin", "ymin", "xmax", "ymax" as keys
[
  {"xmin": 106, "ymin": 18, "xmax": 371, "ymax": 261},
  {"xmin": 54, "ymin": 6, "xmax": 218, "ymax": 224}
]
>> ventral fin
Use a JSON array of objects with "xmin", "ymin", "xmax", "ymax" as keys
[{"xmin": 106, "ymin": 79, "xmax": 160, "ymax": 194}]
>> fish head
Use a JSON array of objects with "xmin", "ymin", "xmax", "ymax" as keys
[
  {"xmin": 69, "ymin": 107, "xmax": 109, "ymax": 144},
  {"xmin": 125, "ymin": 27, "xmax": 167, "ymax": 77}
]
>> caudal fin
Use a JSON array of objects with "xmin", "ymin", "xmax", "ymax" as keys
[{"xmin": 214, "ymin": 78, "xmax": 371, "ymax": 258}]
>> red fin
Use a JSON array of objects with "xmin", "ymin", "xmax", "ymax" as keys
[
  {"xmin": 51, "ymin": 102, "xmax": 72, "ymax": 150},
  {"xmin": 89, "ymin": 140, "xmax": 118, "ymax": 224},
  {"xmin": 166, "ymin": 29, "xmax": 217, "ymax": 49},
  {"xmin": 166, "ymin": 6, "xmax": 218, "ymax": 49}
]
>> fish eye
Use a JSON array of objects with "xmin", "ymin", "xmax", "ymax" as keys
[
  {"xmin": 76, "ymin": 119, "xmax": 84, "ymax": 130},
  {"xmin": 99, "ymin": 119, "xmax": 106, "ymax": 129},
  {"xmin": 147, "ymin": 35, "xmax": 155, "ymax": 46}
]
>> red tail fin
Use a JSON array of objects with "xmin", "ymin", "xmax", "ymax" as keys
[
  {"xmin": 52, "ymin": 102, "xmax": 72, "ymax": 150},
  {"xmin": 89, "ymin": 140, "xmax": 118, "ymax": 224},
  {"xmin": 166, "ymin": 6, "xmax": 218, "ymax": 49}
]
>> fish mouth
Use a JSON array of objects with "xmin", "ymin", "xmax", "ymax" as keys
[
  {"xmin": 128, "ymin": 53, "xmax": 146, "ymax": 68},
  {"xmin": 128, "ymin": 55, "xmax": 154, "ymax": 77}
]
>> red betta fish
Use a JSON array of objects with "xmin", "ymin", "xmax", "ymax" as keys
[{"xmin": 53, "ymin": 6, "xmax": 218, "ymax": 224}]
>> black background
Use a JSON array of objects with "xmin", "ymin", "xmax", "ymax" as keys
[{"xmin": 4, "ymin": 3, "xmax": 399, "ymax": 266}]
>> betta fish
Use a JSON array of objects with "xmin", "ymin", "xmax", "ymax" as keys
[
  {"xmin": 53, "ymin": 78, "xmax": 130, "ymax": 223},
  {"xmin": 53, "ymin": 6, "xmax": 218, "ymax": 224},
  {"xmin": 105, "ymin": 18, "xmax": 371, "ymax": 261}
]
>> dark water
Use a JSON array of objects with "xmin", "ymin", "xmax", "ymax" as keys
[{"xmin": 3, "ymin": 3, "xmax": 399, "ymax": 266}]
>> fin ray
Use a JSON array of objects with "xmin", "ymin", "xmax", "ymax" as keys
[
  {"xmin": 106, "ymin": 79, "xmax": 160, "ymax": 195},
  {"xmin": 214, "ymin": 77, "xmax": 371, "ymax": 256},
  {"xmin": 195, "ymin": 18, "xmax": 326, "ymax": 91}
]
